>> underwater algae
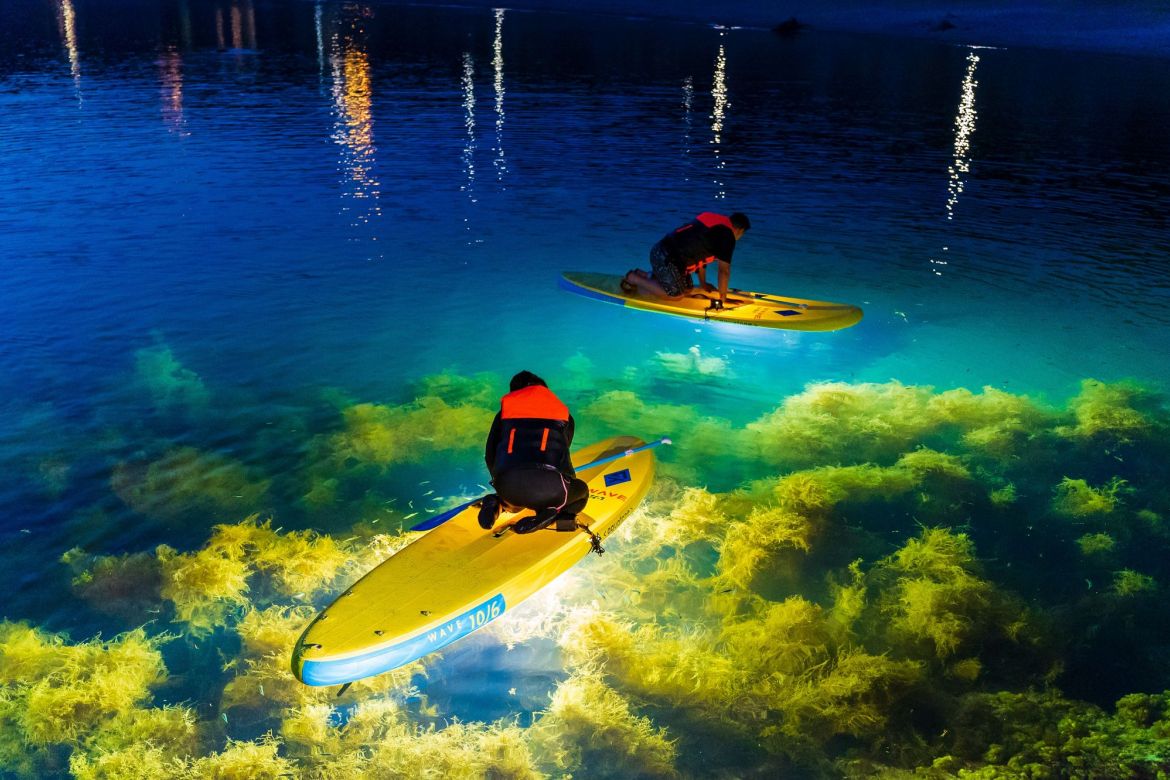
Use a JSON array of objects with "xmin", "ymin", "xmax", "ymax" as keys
[
  {"xmin": 4, "ymin": 371, "xmax": 1170, "ymax": 777},
  {"xmin": 133, "ymin": 344, "xmax": 211, "ymax": 416}
]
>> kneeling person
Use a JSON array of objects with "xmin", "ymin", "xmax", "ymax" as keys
[
  {"xmin": 478, "ymin": 371, "xmax": 589, "ymax": 534},
  {"xmin": 623, "ymin": 211, "xmax": 750, "ymax": 308}
]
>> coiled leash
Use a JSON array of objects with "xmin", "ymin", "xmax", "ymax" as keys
[{"xmin": 577, "ymin": 521, "xmax": 605, "ymax": 556}]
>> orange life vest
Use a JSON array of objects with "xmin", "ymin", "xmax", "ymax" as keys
[{"xmin": 494, "ymin": 385, "xmax": 571, "ymax": 474}]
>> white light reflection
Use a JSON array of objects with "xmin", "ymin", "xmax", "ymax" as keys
[
  {"xmin": 682, "ymin": 75, "xmax": 693, "ymax": 181},
  {"xmin": 710, "ymin": 40, "xmax": 728, "ymax": 200},
  {"xmin": 491, "ymin": 9, "xmax": 508, "ymax": 185},
  {"xmin": 315, "ymin": 2, "xmax": 324, "ymax": 77},
  {"xmin": 947, "ymin": 52, "xmax": 980, "ymax": 220},
  {"xmin": 159, "ymin": 47, "xmax": 187, "ymax": 135},
  {"xmin": 931, "ymin": 50, "xmax": 981, "ymax": 276},
  {"xmin": 484, "ymin": 573, "xmax": 576, "ymax": 651},
  {"xmin": 215, "ymin": 7, "xmax": 225, "ymax": 50},
  {"xmin": 329, "ymin": 10, "xmax": 382, "ymax": 248},
  {"xmin": 461, "ymin": 51, "xmax": 478, "ymax": 228},
  {"xmin": 57, "ymin": 0, "xmax": 81, "ymax": 103}
]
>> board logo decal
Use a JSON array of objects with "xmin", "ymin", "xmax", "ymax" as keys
[
  {"xmin": 774, "ymin": 309, "xmax": 801, "ymax": 316},
  {"xmin": 603, "ymin": 468, "xmax": 632, "ymax": 487},
  {"xmin": 299, "ymin": 593, "xmax": 506, "ymax": 686}
]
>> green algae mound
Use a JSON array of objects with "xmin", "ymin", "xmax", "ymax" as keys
[{"xmin": 4, "ymin": 373, "xmax": 1170, "ymax": 778}]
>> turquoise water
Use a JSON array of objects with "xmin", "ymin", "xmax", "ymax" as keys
[{"xmin": 2, "ymin": 1, "xmax": 1170, "ymax": 777}]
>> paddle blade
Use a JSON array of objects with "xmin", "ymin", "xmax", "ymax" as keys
[{"xmin": 410, "ymin": 499, "xmax": 476, "ymax": 531}]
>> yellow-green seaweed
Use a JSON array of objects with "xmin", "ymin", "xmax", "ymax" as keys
[
  {"xmin": 155, "ymin": 517, "xmax": 372, "ymax": 635},
  {"xmin": 61, "ymin": 547, "xmax": 164, "ymax": 622},
  {"xmin": 414, "ymin": 370, "xmax": 500, "ymax": 408},
  {"xmin": 1111, "ymin": 569, "xmax": 1157, "ymax": 596},
  {"xmin": 1076, "ymin": 532, "xmax": 1116, "ymax": 556},
  {"xmin": 0, "ymin": 622, "xmax": 168, "ymax": 758},
  {"xmin": 1051, "ymin": 476, "xmax": 1126, "ymax": 518},
  {"xmin": 6, "ymin": 372, "xmax": 1170, "ymax": 777},
  {"xmin": 744, "ymin": 381, "xmax": 938, "ymax": 468},
  {"xmin": 133, "ymin": 343, "xmax": 210, "ymax": 413},
  {"xmin": 110, "ymin": 446, "xmax": 269, "ymax": 521},
  {"xmin": 873, "ymin": 528, "xmax": 1001, "ymax": 659},
  {"xmin": 1059, "ymin": 378, "xmax": 1164, "ymax": 444},
  {"xmin": 532, "ymin": 674, "xmax": 677, "ymax": 778},
  {"xmin": 281, "ymin": 698, "xmax": 540, "ymax": 779},
  {"xmin": 324, "ymin": 396, "xmax": 494, "ymax": 467}
]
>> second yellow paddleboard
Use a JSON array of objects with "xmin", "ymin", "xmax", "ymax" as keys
[{"xmin": 560, "ymin": 271, "xmax": 863, "ymax": 331}]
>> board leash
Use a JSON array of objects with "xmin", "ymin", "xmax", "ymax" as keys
[{"xmin": 577, "ymin": 522, "xmax": 605, "ymax": 556}]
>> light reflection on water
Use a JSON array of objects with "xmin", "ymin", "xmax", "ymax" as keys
[
  {"xmin": 56, "ymin": 0, "xmax": 81, "ymax": 103},
  {"xmin": 159, "ymin": 48, "xmax": 186, "ymax": 135},
  {"xmin": 710, "ymin": 39, "xmax": 728, "ymax": 200},
  {"xmin": 461, "ymin": 48, "xmax": 478, "ymax": 239},
  {"xmin": 929, "ymin": 49, "xmax": 982, "ymax": 277},
  {"xmin": 492, "ymin": 8, "xmax": 507, "ymax": 185},
  {"xmin": 329, "ymin": 6, "xmax": 382, "ymax": 249}
]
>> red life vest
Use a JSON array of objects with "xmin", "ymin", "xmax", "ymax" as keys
[
  {"xmin": 495, "ymin": 385, "xmax": 570, "ymax": 472},
  {"xmin": 676, "ymin": 212, "xmax": 733, "ymax": 273}
]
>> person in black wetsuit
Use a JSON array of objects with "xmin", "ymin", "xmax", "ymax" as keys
[
  {"xmin": 478, "ymin": 371, "xmax": 589, "ymax": 534},
  {"xmin": 622, "ymin": 211, "xmax": 750, "ymax": 308}
]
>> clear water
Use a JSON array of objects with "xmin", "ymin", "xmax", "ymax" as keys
[{"xmin": 2, "ymin": 0, "xmax": 1170, "ymax": 776}]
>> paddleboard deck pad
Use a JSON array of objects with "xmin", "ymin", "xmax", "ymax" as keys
[
  {"xmin": 292, "ymin": 435, "xmax": 656, "ymax": 686},
  {"xmin": 560, "ymin": 271, "xmax": 862, "ymax": 331}
]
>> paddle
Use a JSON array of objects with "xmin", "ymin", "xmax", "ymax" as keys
[{"xmin": 409, "ymin": 437, "xmax": 672, "ymax": 531}]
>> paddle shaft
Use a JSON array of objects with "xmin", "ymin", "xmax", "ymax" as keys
[{"xmin": 410, "ymin": 437, "xmax": 671, "ymax": 531}]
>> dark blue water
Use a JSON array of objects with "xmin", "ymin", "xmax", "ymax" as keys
[{"xmin": 2, "ymin": 1, "xmax": 1170, "ymax": 776}]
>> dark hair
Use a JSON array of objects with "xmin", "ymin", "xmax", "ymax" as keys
[
  {"xmin": 730, "ymin": 212, "xmax": 751, "ymax": 231},
  {"xmin": 509, "ymin": 370, "xmax": 547, "ymax": 392}
]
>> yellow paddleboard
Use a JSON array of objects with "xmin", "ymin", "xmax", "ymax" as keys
[
  {"xmin": 292, "ymin": 436, "xmax": 658, "ymax": 686},
  {"xmin": 560, "ymin": 271, "xmax": 863, "ymax": 331}
]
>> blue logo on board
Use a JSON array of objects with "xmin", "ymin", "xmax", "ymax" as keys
[{"xmin": 603, "ymin": 469, "xmax": 632, "ymax": 487}]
